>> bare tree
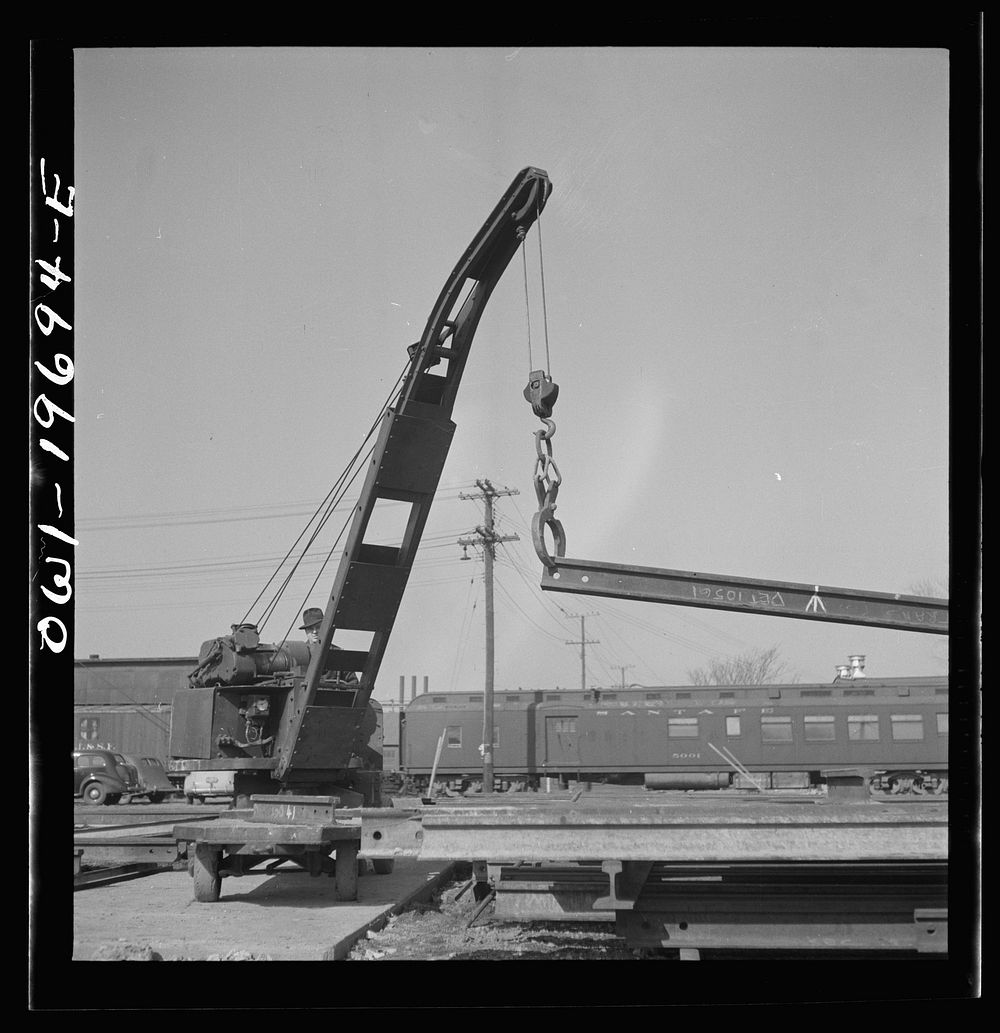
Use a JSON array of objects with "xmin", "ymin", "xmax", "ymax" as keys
[
  {"xmin": 908, "ymin": 577, "xmax": 950, "ymax": 671},
  {"xmin": 909, "ymin": 577, "xmax": 949, "ymax": 598},
  {"xmin": 687, "ymin": 645, "xmax": 798, "ymax": 686}
]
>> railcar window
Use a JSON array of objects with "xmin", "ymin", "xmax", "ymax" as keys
[
  {"xmin": 551, "ymin": 718, "xmax": 576, "ymax": 734},
  {"xmin": 804, "ymin": 715, "xmax": 836, "ymax": 741},
  {"xmin": 645, "ymin": 693, "xmax": 662, "ymax": 700},
  {"xmin": 843, "ymin": 689, "xmax": 875, "ymax": 697},
  {"xmin": 467, "ymin": 695, "xmax": 483, "ymax": 702},
  {"xmin": 719, "ymin": 692, "xmax": 735, "ymax": 698},
  {"xmin": 432, "ymin": 696, "xmax": 447, "ymax": 702},
  {"xmin": 505, "ymin": 695, "xmax": 520, "ymax": 702},
  {"xmin": 675, "ymin": 692, "xmax": 692, "ymax": 699},
  {"xmin": 761, "ymin": 716, "xmax": 793, "ymax": 742},
  {"xmin": 936, "ymin": 713, "xmax": 948, "ymax": 735},
  {"xmin": 546, "ymin": 694, "xmax": 562, "ymax": 701},
  {"xmin": 847, "ymin": 714, "xmax": 880, "ymax": 741},
  {"xmin": 668, "ymin": 717, "xmax": 699, "ymax": 738},
  {"xmin": 890, "ymin": 714, "xmax": 924, "ymax": 741},
  {"xmin": 725, "ymin": 716, "xmax": 741, "ymax": 737},
  {"xmin": 603, "ymin": 693, "xmax": 617, "ymax": 700},
  {"xmin": 800, "ymin": 689, "xmax": 832, "ymax": 697},
  {"xmin": 445, "ymin": 726, "xmax": 462, "ymax": 747}
]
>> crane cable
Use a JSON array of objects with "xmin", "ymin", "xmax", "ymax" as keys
[
  {"xmin": 521, "ymin": 203, "xmax": 566, "ymax": 569},
  {"xmin": 537, "ymin": 206, "xmax": 552, "ymax": 378},
  {"xmin": 520, "ymin": 202, "xmax": 553, "ymax": 378},
  {"xmin": 240, "ymin": 358, "xmax": 410, "ymax": 641}
]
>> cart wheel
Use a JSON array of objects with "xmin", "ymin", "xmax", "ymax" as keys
[
  {"xmin": 372, "ymin": 859, "xmax": 395, "ymax": 875},
  {"xmin": 192, "ymin": 844, "xmax": 222, "ymax": 902},
  {"xmin": 84, "ymin": 782, "xmax": 107, "ymax": 805},
  {"xmin": 148, "ymin": 793, "xmax": 165, "ymax": 804},
  {"xmin": 335, "ymin": 842, "xmax": 359, "ymax": 901}
]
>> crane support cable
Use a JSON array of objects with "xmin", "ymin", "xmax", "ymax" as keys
[
  {"xmin": 240, "ymin": 359, "xmax": 409, "ymax": 634},
  {"xmin": 536, "ymin": 202, "xmax": 552, "ymax": 376},
  {"xmin": 521, "ymin": 240, "xmax": 533, "ymax": 374}
]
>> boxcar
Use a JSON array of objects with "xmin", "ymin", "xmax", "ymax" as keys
[
  {"xmin": 74, "ymin": 704, "xmax": 174, "ymax": 759},
  {"xmin": 73, "ymin": 656, "xmax": 196, "ymax": 763}
]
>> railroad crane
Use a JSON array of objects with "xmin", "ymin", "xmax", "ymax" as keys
[
  {"xmin": 170, "ymin": 165, "xmax": 950, "ymax": 905},
  {"xmin": 168, "ymin": 168, "xmax": 553, "ymax": 811}
]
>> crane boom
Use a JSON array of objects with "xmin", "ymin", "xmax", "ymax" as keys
[{"xmin": 274, "ymin": 167, "xmax": 551, "ymax": 779}]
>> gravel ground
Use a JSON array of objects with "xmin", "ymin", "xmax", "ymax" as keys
[{"xmin": 347, "ymin": 868, "xmax": 638, "ymax": 961}]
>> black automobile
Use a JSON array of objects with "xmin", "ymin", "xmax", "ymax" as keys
[
  {"xmin": 73, "ymin": 749, "xmax": 140, "ymax": 805},
  {"xmin": 121, "ymin": 755, "xmax": 176, "ymax": 803}
]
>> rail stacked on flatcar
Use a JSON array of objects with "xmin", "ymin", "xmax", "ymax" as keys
[{"xmin": 400, "ymin": 677, "xmax": 948, "ymax": 795}]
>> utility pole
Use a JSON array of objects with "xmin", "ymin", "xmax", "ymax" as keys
[
  {"xmin": 565, "ymin": 612, "xmax": 599, "ymax": 694},
  {"xmin": 614, "ymin": 664, "xmax": 635, "ymax": 691},
  {"xmin": 458, "ymin": 479, "xmax": 519, "ymax": 796}
]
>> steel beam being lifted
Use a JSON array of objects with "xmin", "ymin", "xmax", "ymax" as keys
[{"xmin": 537, "ymin": 556, "xmax": 948, "ymax": 635}]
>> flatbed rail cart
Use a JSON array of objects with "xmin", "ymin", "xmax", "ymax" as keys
[{"xmin": 174, "ymin": 795, "xmax": 364, "ymax": 903}]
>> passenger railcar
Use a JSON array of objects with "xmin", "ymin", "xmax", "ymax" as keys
[{"xmin": 400, "ymin": 676, "xmax": 948, "ymax": 795}]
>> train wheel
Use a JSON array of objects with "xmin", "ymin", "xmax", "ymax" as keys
[
  {"xmin": 83, "ymin": 782, "xmax": 107, "ymax": 805},
  {"xmin": 192, "ymin": 844, "xmax": 222, "ymax": 902}
]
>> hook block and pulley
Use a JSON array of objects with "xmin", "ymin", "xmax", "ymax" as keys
[{"xmin": 524, "ymin": 370, "xmax": 559, "ymax": 418}]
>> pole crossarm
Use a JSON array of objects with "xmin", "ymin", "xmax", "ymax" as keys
[{"xmin": 539, "ymin": 556, "xmax": 949, "ymax": 635}]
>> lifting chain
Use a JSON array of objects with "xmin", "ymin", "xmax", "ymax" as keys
[{"xmin": 524, "ymin": 371, "xmax": 566, "ymax": 569}]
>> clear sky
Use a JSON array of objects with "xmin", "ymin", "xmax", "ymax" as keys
[{"xmin": 72, "ymin": 46, "xmax": 950, "ymax": 700}]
